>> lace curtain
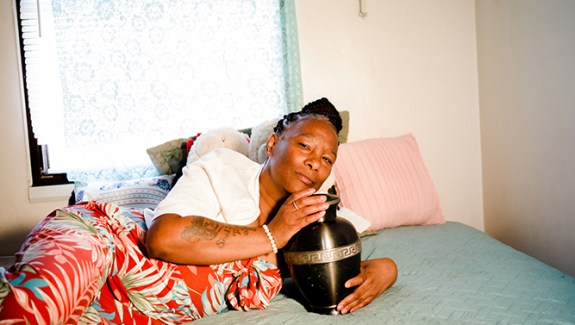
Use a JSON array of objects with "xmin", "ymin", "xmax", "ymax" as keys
[{"xmin": 24, "ymin": 0, "xmax": 301, "ymax": 183}]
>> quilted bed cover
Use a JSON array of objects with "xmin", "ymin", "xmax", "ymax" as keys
[{"xmin": 197, "ymin": 221, "xmax": 575, "ymax": 324}]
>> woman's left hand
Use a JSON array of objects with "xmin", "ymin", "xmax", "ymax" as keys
[{"xmin": 336, "ymin": 257, "xmax": 398, "ymax": 314}]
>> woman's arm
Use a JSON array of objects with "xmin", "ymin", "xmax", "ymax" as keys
[
  {"xmin": 146, "ymin": 189, "xmax": 329, "ymax": 265},
  {"xmin": 146, "ymin": 214, "xmax": 276, "ymax": 265}
]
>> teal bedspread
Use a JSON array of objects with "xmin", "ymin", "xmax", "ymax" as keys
[{"xmin": 193, "ymin": 222, "xmax": 575, "ymax": 324}]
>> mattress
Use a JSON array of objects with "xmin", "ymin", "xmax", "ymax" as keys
[{"xmin": 192, "ymin": 222, "xmax": 575, "ymax": 324}]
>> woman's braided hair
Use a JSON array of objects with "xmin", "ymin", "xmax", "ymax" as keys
[{"xmin": 273, "ymin": 98, "xmax": 343, "ymax": 136}]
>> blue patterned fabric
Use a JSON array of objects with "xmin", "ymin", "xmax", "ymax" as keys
[{"xmin": 75, "ymin": 174, "xmax": 174, "ymax": 209}]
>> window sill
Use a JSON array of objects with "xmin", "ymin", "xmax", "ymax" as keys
[{"xmin": 28, "ymin": 184, "xmax": 74, "ymax": 203}]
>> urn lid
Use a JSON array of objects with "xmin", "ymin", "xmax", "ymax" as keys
[{"xmin": 317, "ymin": 193, "xmax": 340, "ymax": 206}]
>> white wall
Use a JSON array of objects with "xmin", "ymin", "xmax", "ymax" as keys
[
  {"xmin": 477, "ymin": 0, "xmax": 575, "ymax": 276},
  {"xmin": 0, "ymin": 0, "xmax": 484, "ymax": 256},
  {"xmin": 295, "ymin": 0, "xmax": 484, "ymax": 230}
]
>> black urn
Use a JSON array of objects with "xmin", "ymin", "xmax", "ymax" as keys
[{"xmin": 283, "ymin": 194, "xmax": 361, "ymax": 315}]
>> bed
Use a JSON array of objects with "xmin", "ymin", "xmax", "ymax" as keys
[
  {"xmin": 196, "ymin": 221, "xmax": 575, "ymax": 324},
  {"xmin": 1, "ymin": 133, "xmax": 574, "ymax": 324}
]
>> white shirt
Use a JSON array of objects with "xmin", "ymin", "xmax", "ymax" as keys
[{"xmin": 145, "ymin": 148, "xmax": 263, "ymax": 228}]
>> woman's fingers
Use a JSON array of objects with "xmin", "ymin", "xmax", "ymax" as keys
[
  {"xmin": 291, "ymin": 194, "xmax": 328, "ymax": 224},
  {"xmin": 288, "ymin": 188, "xmax": 316, "ymax": 205},
  {"xmin": 290, "ymin": 191, "xmax": 328, "ymax": 214},
  {"xmin": 268, "ymin": 190, "xmax": 329, "ymax": 247},
  {"xmin": 336, "ymin": 258, "xmax": 398, "ymax": 314},
  {"xmin": 302, "ymin": 209, "xmax": 326, "ymax": 224}
]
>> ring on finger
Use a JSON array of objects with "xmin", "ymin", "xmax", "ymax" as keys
[{"xmin": 292, "ymin": 201, "xmax": 299, "ymax": 210}]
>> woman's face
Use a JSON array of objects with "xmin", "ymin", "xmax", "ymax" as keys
[{"xmin": 266, "ymin": 118, "xmax": 339, "ymax": 194}]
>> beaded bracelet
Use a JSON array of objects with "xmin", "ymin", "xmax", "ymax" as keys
[{"xmin": 262, "ymin": 224, "xmax": 278, "ymax": 254}]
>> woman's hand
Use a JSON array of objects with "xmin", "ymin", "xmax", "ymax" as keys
[
  {"xmin": 266, "ymin": 188, "xmax": 329, "ymax": 249},
  {"xmin": 336, "ymin": 258, "xmax": 398, "ymax": 314}
]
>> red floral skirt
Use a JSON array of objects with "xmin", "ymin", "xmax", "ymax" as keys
[{"xmin": 0, "ymin": 202, "xmax": 282, "ymax": 324}]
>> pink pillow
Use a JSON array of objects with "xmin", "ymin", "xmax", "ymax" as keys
[{"xmin": 333, "ymin": 134, "xmax": 444, "ymax": 231}]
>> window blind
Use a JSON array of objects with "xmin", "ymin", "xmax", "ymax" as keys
[{"xmin": 19, "ymin": 0, "xmax": 65, "ymax": 147}]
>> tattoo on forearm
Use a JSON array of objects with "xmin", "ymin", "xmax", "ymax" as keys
[
  {"xmin": 216, "ymin": 227, "xmax": 231, "ymax": 248},
  {"xmin": 182, "ymin": 218, "xmax": 222, "ymax": 242},
  {"xmin": 181, "ymin": 217, "xmax": 257, "ymax": 248}
]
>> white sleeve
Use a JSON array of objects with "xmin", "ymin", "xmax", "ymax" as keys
[
  {"xmin": 146, "ymin": 148, "xmax": 261, "ymax": 229},
  {"xmin": 150, "ymin": 162, "xmax": 221, "ymax": 223}
]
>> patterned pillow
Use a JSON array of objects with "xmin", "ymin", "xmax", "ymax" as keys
[
  {"xmin": 333, "ymin": 134, "xmax": 444, "ymax": 231},
  {"xmin": 76, "ymin": 174, "xmax": 174, "ymax": 209},
  {"xmin": 146, "ymin": 138, "xmax": 188, "ymax": 175}
]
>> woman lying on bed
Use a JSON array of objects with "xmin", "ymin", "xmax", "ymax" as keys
[
  {"xmin": 0, "ymin": 98, "xmax": 396, "ymax": 324},
  {"xmin": 146, "ymin": 98, "xmax": 397, "ymax": 316}
]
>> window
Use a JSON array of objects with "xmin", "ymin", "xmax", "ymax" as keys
[{"xmin": 16, "ymin": 0, "xmax": 301, "ymax": 185}]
